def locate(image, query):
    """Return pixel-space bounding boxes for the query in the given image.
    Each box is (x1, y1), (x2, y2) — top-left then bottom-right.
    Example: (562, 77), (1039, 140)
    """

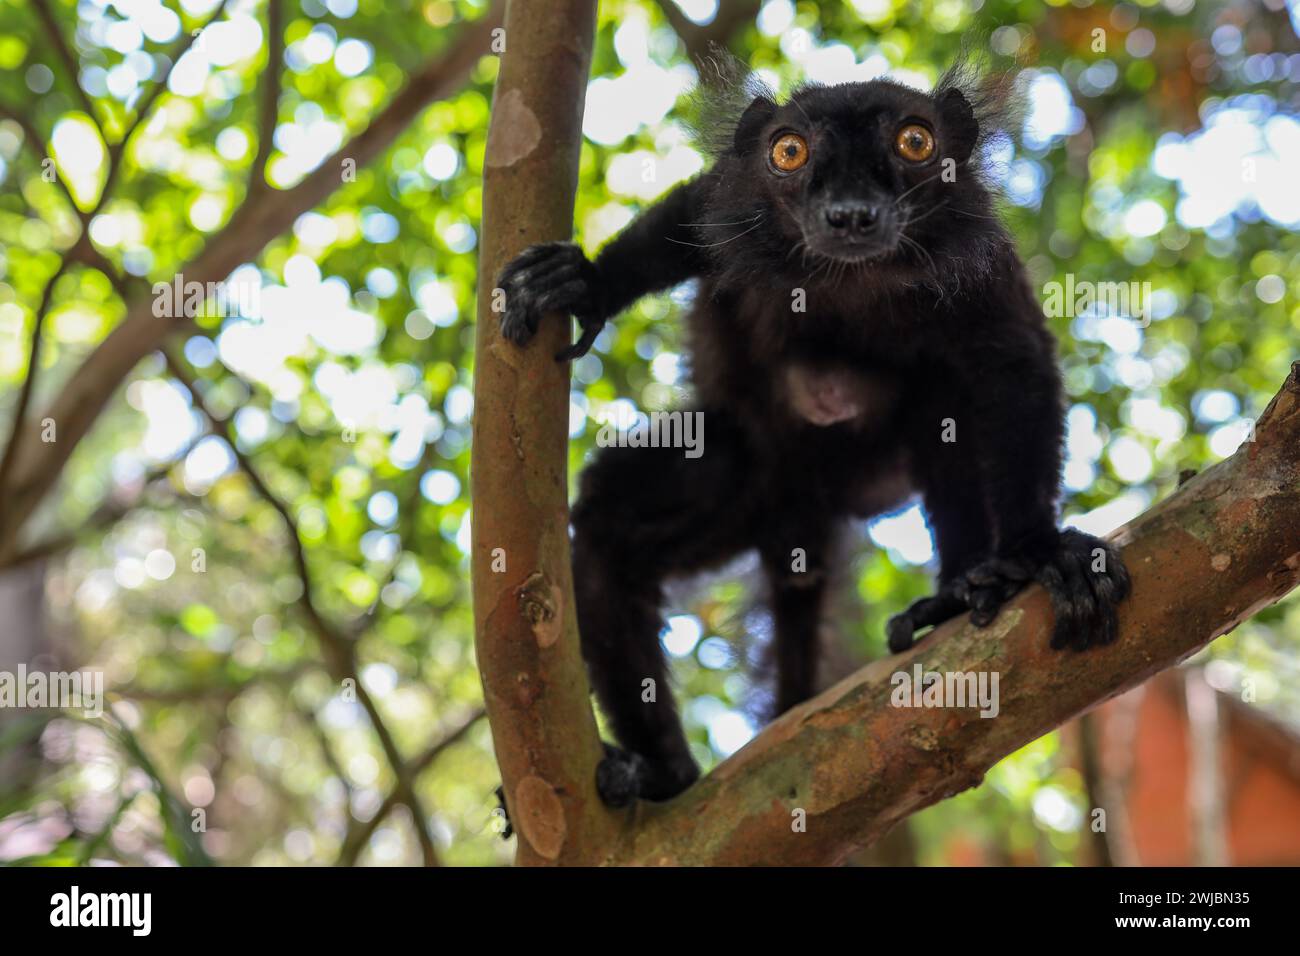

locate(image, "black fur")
(496, 60), (1129, 809)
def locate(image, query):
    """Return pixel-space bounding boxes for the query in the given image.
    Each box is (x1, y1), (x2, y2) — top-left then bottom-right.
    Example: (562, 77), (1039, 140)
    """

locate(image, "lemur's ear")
(734, 96), (777, 154)
(938, 87), (978, 164)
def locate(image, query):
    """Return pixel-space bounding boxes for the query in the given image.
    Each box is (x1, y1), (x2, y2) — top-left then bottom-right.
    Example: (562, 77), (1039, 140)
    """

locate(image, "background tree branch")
(603, 364), (1300, 865)
(247, 0), (284, 199)
(30, 0), (102, 129)
(92, 0), (235, 208)
(164, 348), (443, 866)
(651, 0), (761, 61)
(335, 707), (485, 867)
(0, 2), (503, 560)
(0, 260), (67, 520)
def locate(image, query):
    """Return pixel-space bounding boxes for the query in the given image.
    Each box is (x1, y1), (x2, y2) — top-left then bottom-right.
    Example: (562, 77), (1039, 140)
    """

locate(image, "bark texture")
(470, 0), (621, 865)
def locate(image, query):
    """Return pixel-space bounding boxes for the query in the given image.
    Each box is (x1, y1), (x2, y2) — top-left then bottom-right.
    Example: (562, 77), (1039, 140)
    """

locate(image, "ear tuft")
(685, 45), (780, 159)
(933, 43), (1024, 180)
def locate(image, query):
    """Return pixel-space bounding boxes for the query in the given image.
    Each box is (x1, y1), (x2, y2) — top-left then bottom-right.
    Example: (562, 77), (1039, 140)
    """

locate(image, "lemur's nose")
(825, 201), (882, 237)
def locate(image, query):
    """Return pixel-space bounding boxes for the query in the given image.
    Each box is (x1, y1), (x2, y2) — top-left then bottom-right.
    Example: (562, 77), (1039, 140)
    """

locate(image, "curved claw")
(555, 316), (605, 362)
(496, 242), (607, 358)
(886, 589), (966, 653)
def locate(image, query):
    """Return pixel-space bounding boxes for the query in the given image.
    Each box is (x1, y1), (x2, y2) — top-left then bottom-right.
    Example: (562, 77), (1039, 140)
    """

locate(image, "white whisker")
(678, 214), (763, 227)
(665, 218), (765, 248)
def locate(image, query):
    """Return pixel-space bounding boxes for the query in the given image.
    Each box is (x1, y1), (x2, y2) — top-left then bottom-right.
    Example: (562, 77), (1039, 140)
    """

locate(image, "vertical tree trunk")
(470, 0), (619, 865)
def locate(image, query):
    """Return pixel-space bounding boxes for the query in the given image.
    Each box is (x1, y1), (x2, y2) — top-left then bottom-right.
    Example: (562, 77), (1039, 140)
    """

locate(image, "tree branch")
(163, 348), (442, 866)
(30, 0), (101, 129)
(0, 258), (70, 527)
(334, 707), (485, 866)
(652, 0), (761, 60)
(0, 3), (504, 559)
(163, 349), (334, 638)
(92, 0), (235, 211)
(0, 101), (90, 224)
(0, 0), (230, 301)
(0, 428), (202, 572)
(246, 0), (284, 198)
(471, 0), (618, 866)
(603, 365), (1300, 865)
(0, 104), (143, 487)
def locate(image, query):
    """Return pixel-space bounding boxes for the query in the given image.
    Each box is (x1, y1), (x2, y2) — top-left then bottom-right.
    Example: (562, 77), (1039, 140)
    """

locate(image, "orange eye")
(770, 133), (809, 172)
(895, 123), (935, 162)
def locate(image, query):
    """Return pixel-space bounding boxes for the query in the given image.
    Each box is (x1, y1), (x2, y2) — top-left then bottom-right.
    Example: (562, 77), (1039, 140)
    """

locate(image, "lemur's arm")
(889, 279), (1130, 654)
(497, 177), (710, 360)
(964, 322), (1065, 565)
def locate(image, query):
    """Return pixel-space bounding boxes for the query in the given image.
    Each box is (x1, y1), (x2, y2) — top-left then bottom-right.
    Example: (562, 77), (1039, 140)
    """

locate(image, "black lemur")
(495, 61), (1130, 808)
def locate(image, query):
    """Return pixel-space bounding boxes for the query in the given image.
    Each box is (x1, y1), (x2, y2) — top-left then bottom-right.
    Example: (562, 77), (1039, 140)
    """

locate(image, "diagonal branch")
(162, 349), (334, 638)
(0, 0), (231, 257)
(652, 0), (761, 60)
(163, 348), (442, 865)
(30, 0), (101, 129)
(246, 0), (284, 198)
(409, 707), (487, 777)
(0, 0), (233, 517)
(93, 0), (235, 212)
(122, 0), (232, 145)
(349, 438), (438, 637)
(607, 365), (1300, 865)
(0, 102), (91, 224)
(335, 707), (485, 866)
(0, 258), (71, 528)
(0, 3), (504, 558)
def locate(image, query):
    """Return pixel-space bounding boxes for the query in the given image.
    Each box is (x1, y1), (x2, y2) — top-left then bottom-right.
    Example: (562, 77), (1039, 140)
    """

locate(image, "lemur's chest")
(688, 281), (918, 429)
(779, 359), (903, 427)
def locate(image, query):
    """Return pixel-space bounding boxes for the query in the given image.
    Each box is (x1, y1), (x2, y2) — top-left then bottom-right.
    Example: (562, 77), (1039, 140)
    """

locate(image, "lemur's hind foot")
(596, 742), (699, 808)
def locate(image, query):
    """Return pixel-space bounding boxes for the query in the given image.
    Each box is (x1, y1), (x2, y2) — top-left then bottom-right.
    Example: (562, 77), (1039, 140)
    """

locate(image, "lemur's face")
(734, 79), (982, 265)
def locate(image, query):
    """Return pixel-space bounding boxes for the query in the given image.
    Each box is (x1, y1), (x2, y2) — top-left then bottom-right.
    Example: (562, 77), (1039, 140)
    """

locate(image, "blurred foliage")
(0, 0), (1297, 866)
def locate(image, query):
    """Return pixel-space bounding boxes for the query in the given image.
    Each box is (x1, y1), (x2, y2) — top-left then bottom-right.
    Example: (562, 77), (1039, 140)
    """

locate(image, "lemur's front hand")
(497, 242), (608, 361)
(886, 529), (1130, 653)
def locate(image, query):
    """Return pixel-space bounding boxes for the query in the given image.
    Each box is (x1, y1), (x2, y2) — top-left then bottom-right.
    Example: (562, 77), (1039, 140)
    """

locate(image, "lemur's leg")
(758, 517), (835, 715)
(888, 327), (1129, 653)
(571, 412), (760, 807)
(887, 379), (994, 652)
